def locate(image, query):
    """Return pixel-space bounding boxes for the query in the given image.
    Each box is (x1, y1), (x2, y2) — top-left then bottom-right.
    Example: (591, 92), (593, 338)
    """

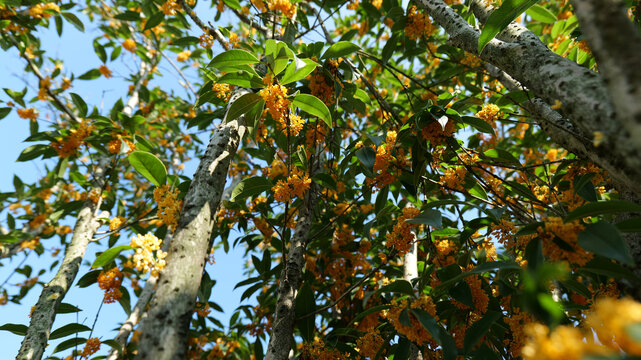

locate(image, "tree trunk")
(136, 90), (248, 360)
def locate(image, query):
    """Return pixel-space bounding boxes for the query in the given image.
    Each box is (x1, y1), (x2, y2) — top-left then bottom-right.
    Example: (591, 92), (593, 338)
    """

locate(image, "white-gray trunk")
(136, 90), (249, 360)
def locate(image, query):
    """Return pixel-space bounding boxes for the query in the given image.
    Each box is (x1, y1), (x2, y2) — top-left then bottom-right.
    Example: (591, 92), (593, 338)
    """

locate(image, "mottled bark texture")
(571, 0), (641, 144)
(265, 185), (319, 360)
(415, 0), (641, 198)
(16, 163), (109, 360)
(136, 92), (248, 360)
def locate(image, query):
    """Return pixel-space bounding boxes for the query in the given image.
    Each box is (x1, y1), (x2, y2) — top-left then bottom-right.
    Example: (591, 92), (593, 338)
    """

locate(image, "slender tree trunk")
(16, 60), (150, 360)
(16, 162), (109, 360)
(136, 90), (249, 360)
(265, 182), (318, 360)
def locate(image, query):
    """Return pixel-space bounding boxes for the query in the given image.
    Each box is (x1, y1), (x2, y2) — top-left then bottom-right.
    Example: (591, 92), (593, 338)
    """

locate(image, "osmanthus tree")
(3, 0), (641, 358)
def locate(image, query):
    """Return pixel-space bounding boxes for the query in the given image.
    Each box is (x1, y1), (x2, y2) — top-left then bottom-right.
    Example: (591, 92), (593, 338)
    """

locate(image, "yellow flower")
(17, 108), (38, 120)
(267, 0), (296, 18)
(176, 50), (191, 62)
(122, 39), (137, 52)
(153, 184), (182, 230)
(404, 6), (433, 40)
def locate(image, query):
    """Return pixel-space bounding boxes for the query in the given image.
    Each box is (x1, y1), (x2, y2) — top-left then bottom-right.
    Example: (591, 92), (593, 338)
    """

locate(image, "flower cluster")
(272, 167), (311, 203)
(79, 337), (101, 358)
(97, 267), (123, 303)
(99, 64), (112, 78)
(28, 2), (59, 19)
(385, 295), (438, 346)
(199, 33), (215, 49)
(130, 233), (167, 277)
(122, 39), (137, 52)
(385, 207), (420, 255)
(38, 76), (50, 101)
(259, 79), (290, 122)
(109, 216), (125, 232)
(176, 50), (191, 62)
(421, 117), (456, 146)
(439, 166), (467, 192)
(475, 103), (501, 128)
(212, 82), (232, 102)
(161, 0), (181, 15)
(267, 0), (296, 18)
(50, 120), (95, 158)
(301, 339), (350, 360)
(538, 217), (591, 266)
(404, 5), (433, 40)
(17, 107), (38, 120)
(356, 327), (385, 359)
(153, 184), (182, 230)
(307, 70), (335, 106)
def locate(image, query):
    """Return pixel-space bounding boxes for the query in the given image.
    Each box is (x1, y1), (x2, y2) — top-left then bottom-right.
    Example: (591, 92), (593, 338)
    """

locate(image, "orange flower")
(122, 39), (137, 52)
(99, 65), (112, 78)
(17, 108), (38, 120)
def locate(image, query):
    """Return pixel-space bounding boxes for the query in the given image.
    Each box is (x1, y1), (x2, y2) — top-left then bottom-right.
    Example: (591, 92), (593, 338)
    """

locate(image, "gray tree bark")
(415, 0), (641, 199)
(16, 163), (109, 360)
(136, 90), (248, 360)
(264, 183), (318, 360)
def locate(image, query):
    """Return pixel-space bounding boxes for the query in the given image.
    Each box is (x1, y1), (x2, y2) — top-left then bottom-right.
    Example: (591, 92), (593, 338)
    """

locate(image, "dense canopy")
(2, 0), (641, 359)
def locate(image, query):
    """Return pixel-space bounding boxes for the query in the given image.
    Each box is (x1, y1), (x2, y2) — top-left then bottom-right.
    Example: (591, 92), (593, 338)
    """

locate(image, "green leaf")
(218, 72), (265, 89)
(478, 0), (539, 53)
(580, 256), (639, 281)
(526, 4), (557, 23)
(70, 93), (87, 117)
(405, 209), (442, 228)
(483, 148), (521, 165)
(565, 200), (641, 222)
(230, 176), (272, 202)
(128, 151), (167, 187)
(295, 283), (316, 342)
(578, 221), (633, 265)
(616, 217), (641, 233)
(356, 146), (376, 174)
(292, 94), (332, 127)
(224, 93), (263, 123)
(50, 323), (91, 340)
(78, 68), (102, 80)
(92, 245), (132, 269)
(93, 40), (107, 63)
(412, 309), (443, 344)
(208, 49), (259, 69)
(0, 323), (28, 335)
(280, 58), (319, 85)
(58, 303), (81, 313)
(376, 280), (415, 297)
(17, 144), (51, 162)
(223, 0), (241, 10)
(0, 107), (11, 120)
(462, 116), (496, 136)
(77, 270), (100, 288)
(144, 12), (164, 30)
(171, 36), (200, 47)
(463, 311), (501, 352)
(62, 12), (84, 32)
(321, 41), (361, 59)
(53, 337), (87, 353)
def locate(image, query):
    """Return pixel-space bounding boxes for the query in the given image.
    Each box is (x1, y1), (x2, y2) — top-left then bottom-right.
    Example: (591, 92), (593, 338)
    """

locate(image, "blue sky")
(0, 8), (254, 358)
